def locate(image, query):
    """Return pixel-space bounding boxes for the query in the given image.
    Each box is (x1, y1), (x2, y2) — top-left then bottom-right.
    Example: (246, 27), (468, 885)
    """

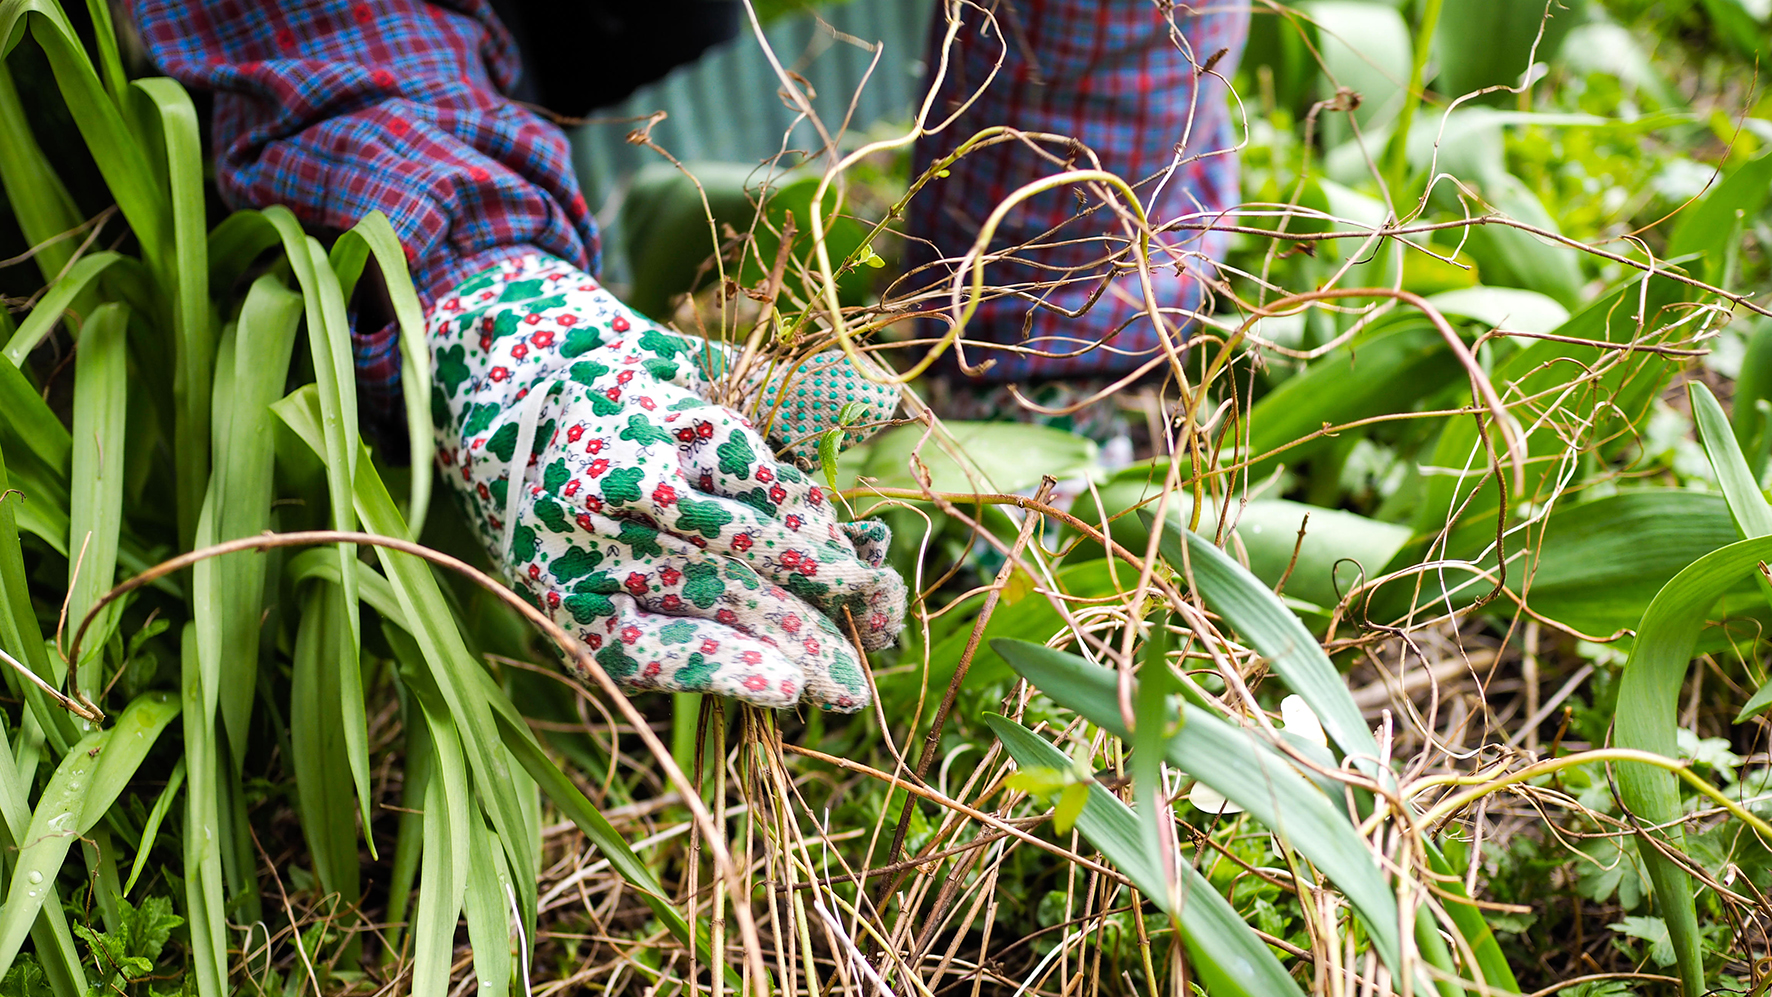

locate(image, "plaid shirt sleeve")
(905, 1), (1249, 383)
(130, 0), (600, 437)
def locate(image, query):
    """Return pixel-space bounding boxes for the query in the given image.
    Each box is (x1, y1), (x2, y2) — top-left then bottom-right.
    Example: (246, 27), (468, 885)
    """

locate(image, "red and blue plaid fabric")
(130, 0), (599, 430)
(132, 0), (1246, 432)
(905, 1), (1248, 382)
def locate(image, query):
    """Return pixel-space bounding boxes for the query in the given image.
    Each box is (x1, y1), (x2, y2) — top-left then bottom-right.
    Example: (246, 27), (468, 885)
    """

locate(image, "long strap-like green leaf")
(1615, 535), (1772, 994)
(992, 637), (1408, 974)
(986, 713), (1308, 997)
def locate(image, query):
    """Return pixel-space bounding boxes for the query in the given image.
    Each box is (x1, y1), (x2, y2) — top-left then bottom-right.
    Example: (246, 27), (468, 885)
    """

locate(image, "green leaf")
(1667, 154), (1772, 270)
(838, 421), (1100, 495)
(1051, 782), (1089, 836)
(0, 4), (167, 272)
(1149, 516), (1380, 770)
(289, 582), (363, 909)
(123, 758), (183, 897)
(985, 714), (1307, 997)
(66, 303), (129, 690)
(1613, 534), (1772, 994)
(1, 251), (126, 366)
(1610, 915), (1677, 968)
(328, 212), (433, 537)
(275, 385), (540, 952)
(1245, 315), (1468, 481)
(1689, 379), (1772, 718)
(0, 729), (105, 976)
(991, 637), (1407, 975)
(0, 59), (82, 283)
(195, 273), (304, 774)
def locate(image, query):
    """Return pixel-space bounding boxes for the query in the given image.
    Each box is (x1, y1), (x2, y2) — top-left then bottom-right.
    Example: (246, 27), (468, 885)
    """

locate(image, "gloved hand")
(428, 254), (904, 711)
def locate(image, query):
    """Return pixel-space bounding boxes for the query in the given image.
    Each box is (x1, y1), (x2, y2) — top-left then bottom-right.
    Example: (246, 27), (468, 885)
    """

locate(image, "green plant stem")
(1384, 0), (1443, 206)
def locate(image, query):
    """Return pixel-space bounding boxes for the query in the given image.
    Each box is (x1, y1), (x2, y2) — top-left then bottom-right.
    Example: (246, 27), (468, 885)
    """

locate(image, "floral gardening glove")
(428, 254), (904, 712)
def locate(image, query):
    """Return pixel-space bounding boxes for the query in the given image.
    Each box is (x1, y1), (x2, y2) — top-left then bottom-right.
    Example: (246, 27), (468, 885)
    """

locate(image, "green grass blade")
(179, 624), (228, 997)
(992, 637), (1407, 976)
(206, 209), (282, 294)
(1150, 516), (1382, 772)
(464, 819), (514, 997)
(985, 713), (1307, 997)
(274, 386), (539, 928)
(0, 436), (72, 755)
(0, 60), (81, 283)
(78, 0), (124, 101)
(2, 250), (125, 366)
(81, 691), (180, 835)
(1688, 381), (1772, 719)
(123, 757), (184, 896)
(1423, 840), (1519, 993)
(406, 674), (470, 997)
(383, 672), (433, 959)
(67, 302), (129, 690)
(0, 730), (106, 976)
(329, 212), (434, 537)
(1614, 534), (1772, 994)
(1244, 316), (1464, 482)
(0, 3), (167, 259)
(129, 78), (213, 552)
(197, 274), (302, 769)
(287, 549), (406, 622)
(1690, 382), (1772, 535)
(290, 581), (363, 909)
(0, 349), (71, 478)
(0, 643), (85, 997)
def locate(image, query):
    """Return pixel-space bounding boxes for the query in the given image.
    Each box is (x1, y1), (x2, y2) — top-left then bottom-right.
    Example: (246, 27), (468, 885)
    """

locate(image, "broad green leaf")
(1245, 316), (1468, 483)
(985, 714), (1308, 997)
(1425, 286), (1570, 335)
(0, 688), (178, 979)
(81, 692), (180, 836)
(1690, 382), (1772, 537)
(1667, 151), (1772, 272)
(1076, 463), (1409, 613)
(991, 637), (1406, 974)
(0, 622), (85, 997)
(1401, 274), (1684, 564)
(464, 819), (514, 997)
(1614, 535), (1772, 995)
(838, 421), (1100, 495)
(1150, 517), (1381, 769)
(410, 713), (467, 997)
(1431, 0), (1586, 100)
(197, 274), (304, 773)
